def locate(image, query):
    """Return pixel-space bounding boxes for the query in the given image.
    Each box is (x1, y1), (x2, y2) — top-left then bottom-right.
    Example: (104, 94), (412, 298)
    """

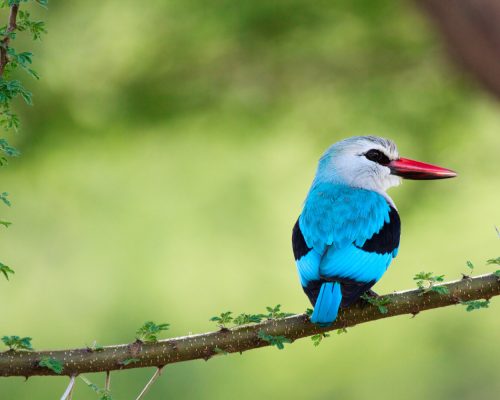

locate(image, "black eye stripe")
(364, 149), (391, 165)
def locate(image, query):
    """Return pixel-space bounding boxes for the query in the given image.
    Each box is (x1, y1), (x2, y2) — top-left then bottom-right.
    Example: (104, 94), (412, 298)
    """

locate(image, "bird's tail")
(310, 282), (342, 326)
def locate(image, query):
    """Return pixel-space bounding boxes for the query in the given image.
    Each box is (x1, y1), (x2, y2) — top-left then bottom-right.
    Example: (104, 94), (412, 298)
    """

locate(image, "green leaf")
(466, 260), (474, 271)
(135, 321), (169, 343)
(460, 300), (490, 312)
(311, 333), (330, 347)
(337, 328), (348, 335)
(233, 313), (264, 325)
(257, 330), (291, 350)
(0, 139), (20, 156)
(413, 271), (447, 294)
(486, 257), (500, 266)
(209, 311), (233, 328)
(430, 286), (449, 295)
(361, 293), (392, 314)
(0, 262), (14, 280)
(494, 270), (500, 278)
(38, 357), (63, 374)
(0, 192), (11, 206)
(0, 220), (12, 227)
(2, 335), (32, 351)
(265, 304), (294, 320)
(305, 308), (313, 317)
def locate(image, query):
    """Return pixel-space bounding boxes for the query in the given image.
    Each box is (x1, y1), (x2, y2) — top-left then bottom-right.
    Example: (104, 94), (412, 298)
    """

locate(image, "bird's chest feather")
(293, 183), (401, 288)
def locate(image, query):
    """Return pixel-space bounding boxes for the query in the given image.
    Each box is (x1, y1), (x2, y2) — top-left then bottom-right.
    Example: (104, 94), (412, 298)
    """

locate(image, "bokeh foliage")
(1, 0), (499, 399)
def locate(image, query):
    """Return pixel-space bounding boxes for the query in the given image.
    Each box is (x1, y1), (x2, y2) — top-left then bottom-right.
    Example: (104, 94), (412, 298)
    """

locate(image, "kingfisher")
(292, 136), (456, 325)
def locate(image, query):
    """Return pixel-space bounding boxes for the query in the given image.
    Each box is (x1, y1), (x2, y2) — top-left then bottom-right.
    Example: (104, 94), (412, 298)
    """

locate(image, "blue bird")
(292, 136), (456, 325)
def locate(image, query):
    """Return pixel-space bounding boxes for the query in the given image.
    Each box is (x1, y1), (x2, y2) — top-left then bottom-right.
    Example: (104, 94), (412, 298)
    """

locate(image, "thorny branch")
(0, 273), (498, 378)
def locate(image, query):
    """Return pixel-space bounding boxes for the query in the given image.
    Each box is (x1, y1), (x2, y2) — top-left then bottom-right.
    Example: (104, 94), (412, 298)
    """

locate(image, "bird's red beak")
(388, 158), (457, 180)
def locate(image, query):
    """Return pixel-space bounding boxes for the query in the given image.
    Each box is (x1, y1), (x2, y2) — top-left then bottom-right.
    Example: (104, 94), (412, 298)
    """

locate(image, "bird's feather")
(292, 183), (400, 324)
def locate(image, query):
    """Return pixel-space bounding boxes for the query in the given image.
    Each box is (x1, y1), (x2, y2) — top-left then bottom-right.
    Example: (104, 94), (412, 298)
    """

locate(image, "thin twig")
(135, 367), (165, 400)
(0, 273), (498, 377)
(60, 375), (76, 400)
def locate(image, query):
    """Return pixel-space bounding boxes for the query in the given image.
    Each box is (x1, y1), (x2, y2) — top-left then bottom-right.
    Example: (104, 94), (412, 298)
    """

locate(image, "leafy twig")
(258, 330), (291, 350)
(460, 300), (490, 312)
(209, 311), (233, 329)
(311, 332), (330, 346)
(1, 335), (32, 351)
(413, 271), (449, 295)
(135, 321), (169, 343)
(265, 304), (294, 319)
(233, 313), (264, 325)
(361, 293), (392, 314)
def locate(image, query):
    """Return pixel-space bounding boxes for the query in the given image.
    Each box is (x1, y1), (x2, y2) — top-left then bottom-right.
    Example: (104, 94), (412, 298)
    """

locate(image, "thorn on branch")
(60, 375), (76, 400)
(135, 366), (165, 400)
(105, 371), (110, 392)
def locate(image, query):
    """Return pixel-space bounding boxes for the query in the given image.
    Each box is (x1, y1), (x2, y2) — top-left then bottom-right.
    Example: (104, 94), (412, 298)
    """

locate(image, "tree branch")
(0, 3), (19, 77)
(0, 273), (498, 378)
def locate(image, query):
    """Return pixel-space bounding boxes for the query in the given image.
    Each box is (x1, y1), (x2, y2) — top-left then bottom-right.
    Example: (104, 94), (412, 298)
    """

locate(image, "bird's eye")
(364, 149), (390, 165)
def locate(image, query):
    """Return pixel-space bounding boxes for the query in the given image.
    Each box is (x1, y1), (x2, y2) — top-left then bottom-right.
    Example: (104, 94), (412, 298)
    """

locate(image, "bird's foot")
(364, 289), (379, 298)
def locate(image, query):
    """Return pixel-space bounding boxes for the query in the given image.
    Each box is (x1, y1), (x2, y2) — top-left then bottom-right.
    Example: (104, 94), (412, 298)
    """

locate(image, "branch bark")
(0, 273), (498, 378)
(417, 0), (500, 100)
(0, 3), (19, 77)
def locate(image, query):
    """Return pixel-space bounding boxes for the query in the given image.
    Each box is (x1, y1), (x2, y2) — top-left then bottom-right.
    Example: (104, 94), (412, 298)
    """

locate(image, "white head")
(315, 136), (402, 195)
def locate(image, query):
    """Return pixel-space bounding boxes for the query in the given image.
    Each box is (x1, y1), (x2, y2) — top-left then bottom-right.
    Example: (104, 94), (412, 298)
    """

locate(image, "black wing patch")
(303, 277), (376, 308)
(357, 206), (400, 255)
(292, 217), (311, 261)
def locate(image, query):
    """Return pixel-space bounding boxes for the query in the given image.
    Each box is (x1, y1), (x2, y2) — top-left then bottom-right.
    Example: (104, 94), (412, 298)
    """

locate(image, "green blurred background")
(1, 0), (499, 398)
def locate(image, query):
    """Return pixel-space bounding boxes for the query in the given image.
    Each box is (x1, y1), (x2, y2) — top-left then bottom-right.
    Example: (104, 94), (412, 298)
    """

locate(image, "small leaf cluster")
(311, 332), (330, 347)
(460, 300), (490, 312)
(413, 272), (449, 295)
(257, 330), (291, 350)
(487, 257), (500, 266)
(233, 313), (264, 326)
(38, 356), (63, 374)
(265, 304), (294, 319)
(209, 311), (234, 328)
(17, 9), (47, 41)
(135, 321), (169, 343)
(1, 335), (32, 350)
(361, 293), (392, 314)
(210, 305), (294, 329)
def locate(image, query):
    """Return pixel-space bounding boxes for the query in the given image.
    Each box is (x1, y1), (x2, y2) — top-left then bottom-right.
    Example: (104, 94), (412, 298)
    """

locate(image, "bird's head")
(315, 136), (457, 194)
